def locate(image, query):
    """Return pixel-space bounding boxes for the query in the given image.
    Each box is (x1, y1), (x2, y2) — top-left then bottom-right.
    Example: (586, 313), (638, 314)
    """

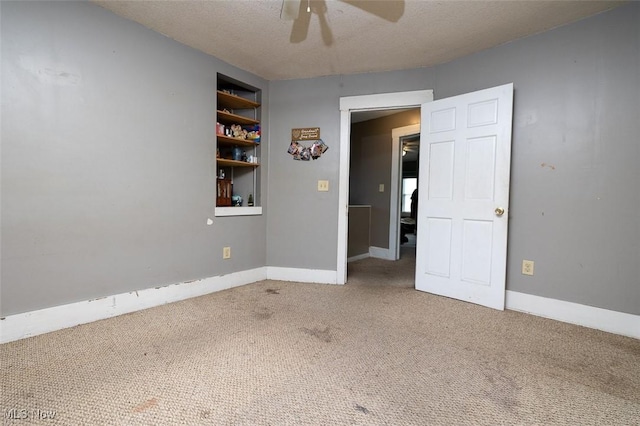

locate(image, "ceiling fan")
(403, 138), (420, 158)
(281, 0), (405, 46)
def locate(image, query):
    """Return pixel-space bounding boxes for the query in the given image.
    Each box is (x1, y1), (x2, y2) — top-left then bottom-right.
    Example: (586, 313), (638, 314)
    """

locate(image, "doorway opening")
(337, 89), (433, 285)
(399, 134), (419, 259)
(347, 110), (419, 263)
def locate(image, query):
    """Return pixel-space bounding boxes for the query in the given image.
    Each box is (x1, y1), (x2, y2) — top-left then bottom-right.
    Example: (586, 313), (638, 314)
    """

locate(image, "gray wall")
(267, 3), (639, 314)
(1, 1), (269, 316)
(266, 76), (342, 270)
(350, 110), (420, 249)
(347, 206), (370, 258)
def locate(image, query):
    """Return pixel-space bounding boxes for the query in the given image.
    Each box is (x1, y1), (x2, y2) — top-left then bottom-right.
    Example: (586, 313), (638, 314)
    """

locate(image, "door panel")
(430, 107), (456, 132)
(468, 98), (499, 127)
(461, 219), (493, 285)
(428, 141), (455, 199)
(425, 218), (452, 278)
(464, 136), (496, 200)
(415, 84), (513, 310)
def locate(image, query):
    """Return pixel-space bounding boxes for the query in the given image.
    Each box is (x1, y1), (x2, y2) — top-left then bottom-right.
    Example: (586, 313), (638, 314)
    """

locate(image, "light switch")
(379, 184), (385, 192)
(318, 180), (329, 192)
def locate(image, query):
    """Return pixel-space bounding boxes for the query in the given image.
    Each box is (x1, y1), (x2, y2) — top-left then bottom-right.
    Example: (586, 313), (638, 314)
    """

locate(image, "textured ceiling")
(93, 0), (625, 81)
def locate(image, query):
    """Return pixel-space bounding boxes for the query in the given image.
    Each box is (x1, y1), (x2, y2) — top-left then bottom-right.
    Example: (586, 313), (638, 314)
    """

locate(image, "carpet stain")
(481, 363), (520, 411)
(252, 307), (273, 320)
(301, 326), (332, 343)
(536, 350), (640, 403)
(133, 398), (158, 413)
(355, 404), (370, 414)
(265, 288), (280, 295)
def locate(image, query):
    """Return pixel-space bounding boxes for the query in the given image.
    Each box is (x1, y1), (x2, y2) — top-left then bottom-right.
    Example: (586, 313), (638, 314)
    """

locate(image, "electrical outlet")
(522, 260), (534, 276)
(223, 247), (231, 259)
(318, 180), (329, 192)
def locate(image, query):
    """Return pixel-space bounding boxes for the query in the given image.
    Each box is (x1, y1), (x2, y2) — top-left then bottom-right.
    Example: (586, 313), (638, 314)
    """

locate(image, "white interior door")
(415, 84), (513, 310)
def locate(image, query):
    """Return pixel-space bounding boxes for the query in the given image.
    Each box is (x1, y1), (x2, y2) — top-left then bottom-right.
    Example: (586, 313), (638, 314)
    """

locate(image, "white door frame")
(390, 124), (421, 260)
(337, 90), (434, 284)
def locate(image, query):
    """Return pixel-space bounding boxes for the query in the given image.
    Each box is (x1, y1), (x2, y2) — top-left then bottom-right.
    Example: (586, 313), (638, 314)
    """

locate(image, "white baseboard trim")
(266, 267), (339, 285)
(5, 274), (635, 344)
(369, 246), (395, 260)
(506, 290), (639, 339)
(0, 267), (267, 344)
(347, 253), (370, 263)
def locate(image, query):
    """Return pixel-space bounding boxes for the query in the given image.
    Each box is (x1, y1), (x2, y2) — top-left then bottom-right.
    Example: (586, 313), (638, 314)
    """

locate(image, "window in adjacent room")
(402, 177), (417, 214)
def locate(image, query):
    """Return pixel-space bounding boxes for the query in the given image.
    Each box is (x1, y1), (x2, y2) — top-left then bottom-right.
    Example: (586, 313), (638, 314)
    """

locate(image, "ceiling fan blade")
(289, 3), (311, 43)
(317, 1), (333, 46)
(340, 0), (405, 22)
(281, 0), (301, 20)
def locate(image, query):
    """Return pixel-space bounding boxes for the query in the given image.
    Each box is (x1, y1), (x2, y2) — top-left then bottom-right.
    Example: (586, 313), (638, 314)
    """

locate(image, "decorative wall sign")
(288, 127), (327, 161)
(292, 127), (320, 141)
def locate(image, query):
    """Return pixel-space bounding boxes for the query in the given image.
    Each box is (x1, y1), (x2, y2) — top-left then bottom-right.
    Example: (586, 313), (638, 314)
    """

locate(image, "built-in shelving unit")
(215, 74), (262, 216)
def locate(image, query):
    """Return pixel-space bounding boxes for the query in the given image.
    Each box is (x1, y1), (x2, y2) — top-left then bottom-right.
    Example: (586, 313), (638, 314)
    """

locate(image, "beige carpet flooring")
(2, 251), (639, 425)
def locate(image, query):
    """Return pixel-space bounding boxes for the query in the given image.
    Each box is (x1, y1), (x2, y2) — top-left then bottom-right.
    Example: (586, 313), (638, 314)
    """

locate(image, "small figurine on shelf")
(219, 169), (225, 179)
(247, 193), (254, 207)
(232, 146), (243, 161)
(230, 124), (248, 139)
(245, 125), (260, 143)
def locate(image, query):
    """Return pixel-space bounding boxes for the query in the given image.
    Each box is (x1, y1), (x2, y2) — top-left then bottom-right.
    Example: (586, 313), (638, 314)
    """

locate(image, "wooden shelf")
(217, 90), (260, 110)
(217, 110), (259, 126)
(216, 134), (260, 147)
(216, 75), (261, 211)
(217, 158), (260, 168)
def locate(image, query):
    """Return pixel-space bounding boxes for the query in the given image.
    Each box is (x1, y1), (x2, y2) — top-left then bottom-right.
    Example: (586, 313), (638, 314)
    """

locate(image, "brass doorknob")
(495, 207), (505, 217)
